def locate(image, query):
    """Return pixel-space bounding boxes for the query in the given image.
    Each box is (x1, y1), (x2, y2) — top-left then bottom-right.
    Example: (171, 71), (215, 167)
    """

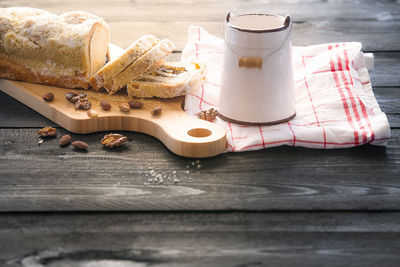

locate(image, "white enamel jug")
(219, 12), (295, 125)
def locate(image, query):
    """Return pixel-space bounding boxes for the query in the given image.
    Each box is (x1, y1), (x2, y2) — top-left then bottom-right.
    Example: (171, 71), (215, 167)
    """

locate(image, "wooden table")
(0, 0), (399, 266)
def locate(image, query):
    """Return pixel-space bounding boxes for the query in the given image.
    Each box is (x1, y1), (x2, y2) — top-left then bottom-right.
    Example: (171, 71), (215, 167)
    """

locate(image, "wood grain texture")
(0, 0), (399, 265)
(0, 127), (398, 211)
(4, 0), (399, 22)
(105, 20), (400, 51)
(0, 0), (397, 212)
(0, 79), (226, 158)
(370, 53), (400, 87)
(1, 212), (400, 267)
(1, 0), (399, 51)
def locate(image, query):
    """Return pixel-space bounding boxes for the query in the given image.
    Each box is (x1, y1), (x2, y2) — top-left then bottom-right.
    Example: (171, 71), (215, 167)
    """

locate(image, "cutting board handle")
(123, 109), (227, 158)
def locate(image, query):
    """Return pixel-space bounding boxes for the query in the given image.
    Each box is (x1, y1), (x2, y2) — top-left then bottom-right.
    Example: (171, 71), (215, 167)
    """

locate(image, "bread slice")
(105, 39), (176, 94)
(0, 7), (109, 89)
(127, 61), (206, 98)
(89, 35), (158, 92)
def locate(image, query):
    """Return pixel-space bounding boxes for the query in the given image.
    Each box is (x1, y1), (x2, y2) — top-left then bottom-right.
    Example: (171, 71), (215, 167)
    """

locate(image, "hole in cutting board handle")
(187, 128), (212, 138)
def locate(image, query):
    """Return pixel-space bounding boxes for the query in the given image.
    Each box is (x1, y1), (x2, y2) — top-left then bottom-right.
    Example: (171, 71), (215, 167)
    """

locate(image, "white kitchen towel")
(181, 26), (391, 152)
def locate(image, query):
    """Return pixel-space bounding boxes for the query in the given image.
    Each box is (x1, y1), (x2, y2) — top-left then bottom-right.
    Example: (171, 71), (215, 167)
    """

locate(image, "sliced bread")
(127, 61), (206, 98)
(89, 35), (158, 92)
(106, 39), (176, 94)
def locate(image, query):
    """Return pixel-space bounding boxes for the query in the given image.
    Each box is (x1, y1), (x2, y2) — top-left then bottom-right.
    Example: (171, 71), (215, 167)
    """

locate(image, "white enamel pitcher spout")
(219, 12), (296, 125)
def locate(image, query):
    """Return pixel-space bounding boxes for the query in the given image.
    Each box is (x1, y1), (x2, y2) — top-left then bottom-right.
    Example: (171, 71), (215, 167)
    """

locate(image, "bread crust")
(105, 39), (175, 94)
(0, 7), (109, 89)
(89, 35), (157, 92)
(0, 56), (88, 89)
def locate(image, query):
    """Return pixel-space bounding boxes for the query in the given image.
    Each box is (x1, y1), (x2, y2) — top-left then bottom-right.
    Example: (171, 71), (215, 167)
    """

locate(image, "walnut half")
(101, 133), (128, 148)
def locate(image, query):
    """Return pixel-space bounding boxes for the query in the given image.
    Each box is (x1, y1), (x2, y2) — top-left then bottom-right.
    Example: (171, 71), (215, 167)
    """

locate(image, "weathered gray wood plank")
(370, 53), (400, 86)
(0, 127), (398, 211)
(1, 212), (400, 266)
(1, 1), (399, 51)
(105, 20), (400, 51)
(0, 0), (399, 265)
(3, 0), (399, 23)
(372, 87), (400, 114)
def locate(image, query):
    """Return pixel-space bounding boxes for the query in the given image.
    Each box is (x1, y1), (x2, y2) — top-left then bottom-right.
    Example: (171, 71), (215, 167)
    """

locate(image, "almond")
(72, 141), (88, 151)
(87, 109), (98, 118)
(100, 100), (111, 111)
(151, 106), (162, 116)
(59, 134), (71, 146)
(119, 102), (130, 113)
(128, 100), (144, 109)
(43, 92), (54, 102)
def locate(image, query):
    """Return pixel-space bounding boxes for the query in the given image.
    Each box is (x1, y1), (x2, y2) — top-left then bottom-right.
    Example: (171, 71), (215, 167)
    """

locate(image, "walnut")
(101, 133), (128, 148)
(67, 92), (91, 110)
(65, 92), (78, 102)
(197, 108), (218, 122)
(38, 126), (56, 137)
(75, 100), (91, 110)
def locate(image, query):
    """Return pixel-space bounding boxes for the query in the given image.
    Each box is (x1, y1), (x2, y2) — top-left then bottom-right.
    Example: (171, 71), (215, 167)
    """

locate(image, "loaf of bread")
(104, 39), (175, 94)
(127, 61), (206, 98)
(0, 7), (110, 89)
(89, 35), (158, 93)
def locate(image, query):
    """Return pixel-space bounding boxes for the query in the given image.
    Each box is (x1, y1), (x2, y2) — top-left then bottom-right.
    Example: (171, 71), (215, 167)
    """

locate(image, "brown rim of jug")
(218, 112), (296, 126)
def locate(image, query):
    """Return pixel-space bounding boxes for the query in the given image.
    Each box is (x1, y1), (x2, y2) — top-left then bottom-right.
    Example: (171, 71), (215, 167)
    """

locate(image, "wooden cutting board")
(0, 79), (226, 158)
